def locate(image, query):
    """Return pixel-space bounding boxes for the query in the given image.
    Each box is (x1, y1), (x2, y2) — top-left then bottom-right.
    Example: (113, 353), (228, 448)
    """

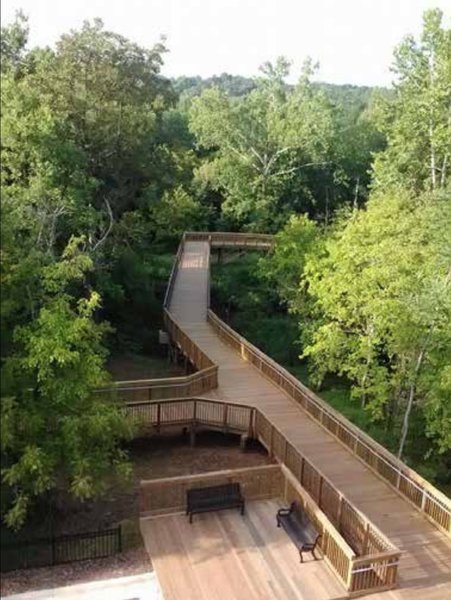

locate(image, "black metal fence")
(1, 526), (122, 572)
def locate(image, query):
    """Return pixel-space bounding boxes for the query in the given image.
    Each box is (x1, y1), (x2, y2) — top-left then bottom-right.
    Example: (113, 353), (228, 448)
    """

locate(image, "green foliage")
(0, 10), (29, 75)
(150, 186), (209, 244)
(188, 60), (384, 230)
(372, 9), (451, 193)
(259, 12), (451, 462)
(211, 254), (299, 366)
(265, 187), (451, 461)
(190, 60), (344, 230)
(2, 5), (449, 525)
(0, 17), (195, 528)
(259, 214), (321, 306)
(1, 239), (132, 529)
(173, 73), (257, 99)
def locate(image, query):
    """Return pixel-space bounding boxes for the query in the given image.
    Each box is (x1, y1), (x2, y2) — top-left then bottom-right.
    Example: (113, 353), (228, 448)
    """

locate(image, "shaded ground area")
(1, 431), (271, 596)
(107, 352), (185, 380)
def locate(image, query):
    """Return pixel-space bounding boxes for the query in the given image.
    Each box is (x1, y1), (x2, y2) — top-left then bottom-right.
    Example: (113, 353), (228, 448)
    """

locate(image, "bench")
(277, 501), (321, 562)
(186, 483), (245, 523)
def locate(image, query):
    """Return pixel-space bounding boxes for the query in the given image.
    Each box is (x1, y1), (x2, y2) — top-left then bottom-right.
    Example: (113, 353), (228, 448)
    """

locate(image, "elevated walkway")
(165, 237), (451, 598)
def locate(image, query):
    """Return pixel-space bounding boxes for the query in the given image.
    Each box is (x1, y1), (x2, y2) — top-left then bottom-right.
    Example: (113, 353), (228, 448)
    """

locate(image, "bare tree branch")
(91, 198), (114, 252)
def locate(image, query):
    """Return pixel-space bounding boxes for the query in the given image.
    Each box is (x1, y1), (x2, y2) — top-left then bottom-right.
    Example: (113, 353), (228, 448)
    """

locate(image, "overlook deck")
(142, 499), (347, 600)
(141, 236), (451, 599)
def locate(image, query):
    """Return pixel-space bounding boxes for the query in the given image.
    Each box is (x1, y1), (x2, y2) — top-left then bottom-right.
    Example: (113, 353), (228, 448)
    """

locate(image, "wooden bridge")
(113, 233), (451, 599)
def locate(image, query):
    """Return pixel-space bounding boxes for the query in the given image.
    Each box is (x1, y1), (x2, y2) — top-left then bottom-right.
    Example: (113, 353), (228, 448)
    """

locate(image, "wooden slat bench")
(186, 483), (245, 523)
(277, 501), (321, 562)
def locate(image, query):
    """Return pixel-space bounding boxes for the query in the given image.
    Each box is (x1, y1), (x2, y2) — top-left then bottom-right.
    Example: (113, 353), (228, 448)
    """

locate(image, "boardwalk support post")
(240, 434), (249, 451)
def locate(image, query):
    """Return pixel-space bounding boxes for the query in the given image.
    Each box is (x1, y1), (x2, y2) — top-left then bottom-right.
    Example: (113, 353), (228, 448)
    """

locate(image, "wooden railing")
(184, 231), (274, 248)
(125, 397), (254, 437)
(97, 369), (218, 402)
(283, 465), (399, 595)
(282, 465), (356, 587)
(349, 552), (400, 596)
(163, 239), (184, 309)
(207, 308), (451, 536)
(164, 309), (217, 372)
(255, 410), (400, 594)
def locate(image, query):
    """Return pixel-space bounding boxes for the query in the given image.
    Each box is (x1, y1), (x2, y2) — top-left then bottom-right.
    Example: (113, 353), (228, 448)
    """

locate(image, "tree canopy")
(1, 7), (449, 527)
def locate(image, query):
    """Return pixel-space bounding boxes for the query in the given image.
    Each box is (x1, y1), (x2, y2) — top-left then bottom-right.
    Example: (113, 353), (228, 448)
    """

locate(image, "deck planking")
(141, 500), (347, 600)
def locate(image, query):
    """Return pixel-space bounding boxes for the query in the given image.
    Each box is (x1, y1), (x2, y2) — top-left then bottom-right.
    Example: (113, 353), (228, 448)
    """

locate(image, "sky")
(1, 0), (450, 86)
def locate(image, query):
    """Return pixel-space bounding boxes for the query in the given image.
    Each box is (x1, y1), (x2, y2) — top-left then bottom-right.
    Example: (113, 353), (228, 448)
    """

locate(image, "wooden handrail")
(125, 397), (255, 438)
(99, 367), (217, 390)
(184, 231), (274, 248)
(126, 396), (255, 412)
(163, 238), (184, 309)
(140, 464), (281, 487)
(97, 366), (218, 402)
(282, 465), (356, 560)
(351, 551), (401, 566)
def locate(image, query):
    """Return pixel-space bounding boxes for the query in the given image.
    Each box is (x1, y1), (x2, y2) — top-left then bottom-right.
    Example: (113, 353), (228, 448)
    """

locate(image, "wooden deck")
(141, 239), (451, 599)
(141, 499), (348, 600)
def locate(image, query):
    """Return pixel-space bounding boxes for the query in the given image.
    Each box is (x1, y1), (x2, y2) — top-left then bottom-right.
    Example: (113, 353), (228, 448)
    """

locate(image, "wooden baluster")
(269, 427), (274, 458)
(362, 523), (370, 554)
(337, 495), (343, 530)
(223, 403), (228, 432)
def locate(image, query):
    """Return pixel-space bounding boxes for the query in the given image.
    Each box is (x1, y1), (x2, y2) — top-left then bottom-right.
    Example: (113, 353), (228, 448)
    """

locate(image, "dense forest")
(1, 8), (450, 529)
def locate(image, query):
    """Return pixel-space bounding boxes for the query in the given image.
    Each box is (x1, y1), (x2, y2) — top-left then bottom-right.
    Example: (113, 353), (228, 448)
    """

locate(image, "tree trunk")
(397, 268), (450, 458)
(397, 348), (425, 459)
(430, 120), (437, 190)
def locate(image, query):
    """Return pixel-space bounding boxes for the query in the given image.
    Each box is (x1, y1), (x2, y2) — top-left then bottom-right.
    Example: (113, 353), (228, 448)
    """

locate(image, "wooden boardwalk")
(141, 500), (347, 600)
(154, 240), (451, 599)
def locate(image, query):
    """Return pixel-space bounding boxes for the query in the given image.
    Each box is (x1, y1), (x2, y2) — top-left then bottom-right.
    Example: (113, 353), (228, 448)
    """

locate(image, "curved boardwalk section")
(164, 238), (451, 598)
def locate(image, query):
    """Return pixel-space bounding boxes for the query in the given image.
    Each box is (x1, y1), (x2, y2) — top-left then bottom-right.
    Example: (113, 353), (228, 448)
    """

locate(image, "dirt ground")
(107, 352), (185, 381)
(1, 430), (272, 596)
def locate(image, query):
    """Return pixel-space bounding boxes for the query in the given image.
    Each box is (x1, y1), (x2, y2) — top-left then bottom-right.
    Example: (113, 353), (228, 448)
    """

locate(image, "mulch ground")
(1, 430), (273, 597)
(0, 547), (150, 597)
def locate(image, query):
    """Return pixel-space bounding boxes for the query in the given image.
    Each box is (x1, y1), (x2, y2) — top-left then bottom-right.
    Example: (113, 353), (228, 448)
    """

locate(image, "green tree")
(299, 191), (451, 458)
(150, 186), (209, 245)
(189, 58), (337, 230)
(372, 9), (451, 193)
(1, 238), (132, 529)
(0, 10), (29, 75)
